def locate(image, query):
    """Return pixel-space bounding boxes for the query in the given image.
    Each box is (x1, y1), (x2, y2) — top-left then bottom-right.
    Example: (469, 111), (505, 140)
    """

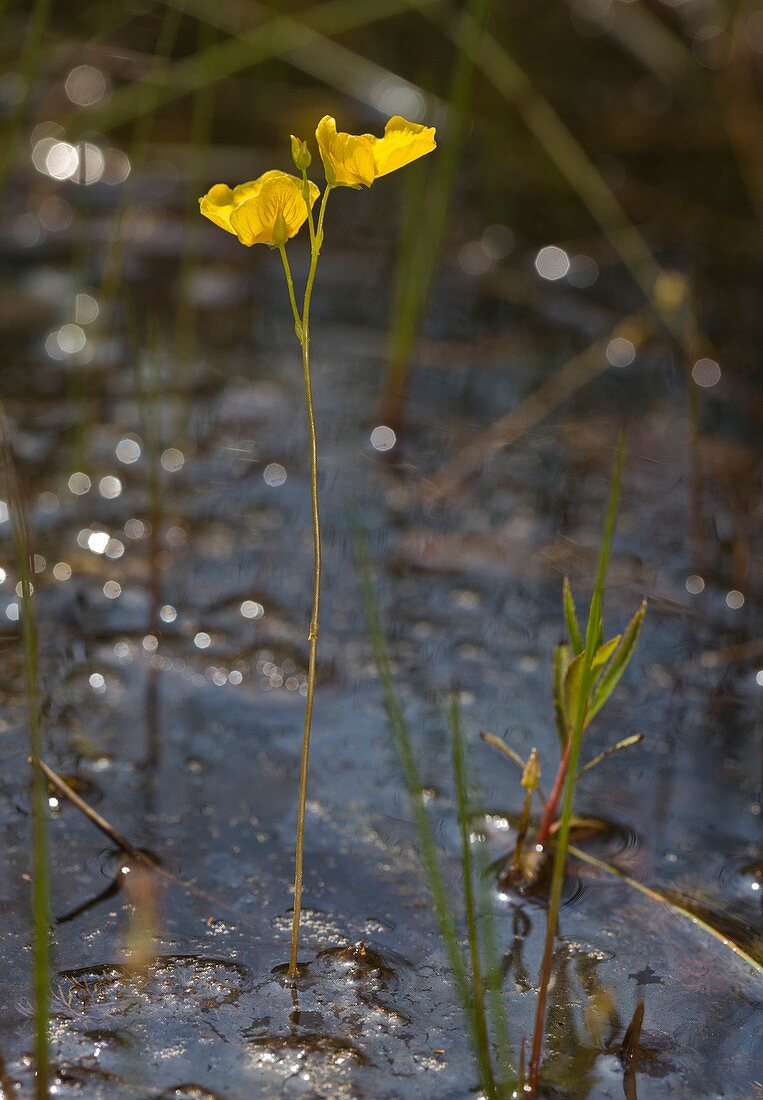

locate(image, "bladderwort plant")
(483, 437), (646, 893)
(199, 114), (436, 977)
(527, 435), (646, 1095)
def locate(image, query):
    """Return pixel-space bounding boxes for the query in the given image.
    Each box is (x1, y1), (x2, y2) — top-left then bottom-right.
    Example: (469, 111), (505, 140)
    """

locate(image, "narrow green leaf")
(563, 651), (587, 734)
(578, 733), (643, 777)
(552, 644), (570, 746)
(588, 600), (647, 723)
(480, 731), (526, 772)
(449, 699), (496, 1097)
(592, 634), (621, 671)
(562, 577), (583, 655)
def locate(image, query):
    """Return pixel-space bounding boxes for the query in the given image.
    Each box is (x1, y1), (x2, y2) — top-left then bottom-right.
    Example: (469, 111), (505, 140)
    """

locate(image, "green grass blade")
(476, 844), (515, 1091)
(63, 0), (443, 138)
(552, 643), (570, 747)
(562, 578), (583, 655)
(421, 3), (703, 348)
(352, 526), (471, 1013)
(568, 844), (763, 975)
(588, 601), (647, 723)
(583, 437), (626, 658)
(382, 0), (493, 424)
(577, 734), (643, 779)
(480, 731), (526, 772)
(448, 698), (496, 1097)
(592, 634), (622, 671)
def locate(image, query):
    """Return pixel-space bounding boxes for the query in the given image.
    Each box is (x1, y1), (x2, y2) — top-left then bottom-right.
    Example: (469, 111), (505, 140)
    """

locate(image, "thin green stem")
(528, 433), (626, 1094)
(278, 246), (302, 337)
(449, 697), (496, 1097)
(302, 170), (318, 252)
(285, 186), (332, 977)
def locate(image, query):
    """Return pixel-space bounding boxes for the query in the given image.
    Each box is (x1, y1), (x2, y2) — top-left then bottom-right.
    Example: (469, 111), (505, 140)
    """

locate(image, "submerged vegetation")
(0, 0), (761, 1095)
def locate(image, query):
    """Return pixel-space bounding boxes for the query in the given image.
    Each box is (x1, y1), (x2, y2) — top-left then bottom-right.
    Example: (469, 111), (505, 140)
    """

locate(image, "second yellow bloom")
(316, 115), (436, 189)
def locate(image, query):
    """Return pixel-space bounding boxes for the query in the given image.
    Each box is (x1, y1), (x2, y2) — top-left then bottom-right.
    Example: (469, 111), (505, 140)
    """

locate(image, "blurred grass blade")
(570, 0), (694, 85)
(174, 17), (219, 436)
(99, 1), (185, 302)
(381, 0), (493, 427)
(568, 844), (763, 974)
(176, 0), (439, 118)
(588, 600), (647, 723)
(577, 734), (643, 778)
(424, 3), (702, 347)
(352, 525), (471, 1012)
(0, 0), (55, 194)
(480, 731), (526, 772)
(422, 311), (652, 503)
(0, 408), (51, 1099)
(477, 841), (515, 1089)
(65, 0), (443, 138)
(448, 697), (496, 1096)
(562, 578), (584, 655)
(552, 644), (570, 747)
(584, 437), (626, 655)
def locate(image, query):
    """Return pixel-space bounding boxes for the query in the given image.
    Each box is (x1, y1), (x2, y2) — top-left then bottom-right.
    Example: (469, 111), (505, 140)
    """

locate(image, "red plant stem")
(535, 740), (572, 850)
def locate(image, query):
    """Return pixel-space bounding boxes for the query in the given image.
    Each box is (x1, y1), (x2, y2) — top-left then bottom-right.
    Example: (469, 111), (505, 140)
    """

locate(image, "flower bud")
(271, 211), (288, 248)
(521, 748), (540, 790)
(291, 135), (312, 171)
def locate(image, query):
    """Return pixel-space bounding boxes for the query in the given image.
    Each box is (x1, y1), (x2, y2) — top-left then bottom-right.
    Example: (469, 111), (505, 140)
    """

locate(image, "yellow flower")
(199, 170), (319, 247)
(316, 114), (436, 188)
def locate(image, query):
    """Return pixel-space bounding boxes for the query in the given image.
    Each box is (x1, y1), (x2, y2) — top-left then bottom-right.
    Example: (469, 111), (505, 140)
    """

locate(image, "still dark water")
(0, 164), (761, 1097)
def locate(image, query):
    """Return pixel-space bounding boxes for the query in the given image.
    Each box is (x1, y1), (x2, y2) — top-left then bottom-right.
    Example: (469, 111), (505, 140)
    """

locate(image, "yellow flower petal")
(315, 116), (375, 188)
(231, 170), (286, 205)
(198, 183), (237, 234)
(200, 171), (318, 247)
(364, 115), (437, 178)
(230, 173), (319, 247)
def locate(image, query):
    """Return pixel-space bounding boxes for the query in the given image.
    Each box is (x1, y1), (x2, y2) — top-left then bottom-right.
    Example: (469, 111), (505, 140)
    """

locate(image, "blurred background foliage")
(3, 0), (762, 414)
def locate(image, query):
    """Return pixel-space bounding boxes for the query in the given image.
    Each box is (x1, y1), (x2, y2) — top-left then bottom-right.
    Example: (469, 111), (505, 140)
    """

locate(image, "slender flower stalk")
(199, 114), (436, 976)
(277, 183), (333, 977)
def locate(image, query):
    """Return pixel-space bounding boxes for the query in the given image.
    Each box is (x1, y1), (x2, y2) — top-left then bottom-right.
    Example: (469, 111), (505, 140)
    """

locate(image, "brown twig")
(30, 756), (260, 932)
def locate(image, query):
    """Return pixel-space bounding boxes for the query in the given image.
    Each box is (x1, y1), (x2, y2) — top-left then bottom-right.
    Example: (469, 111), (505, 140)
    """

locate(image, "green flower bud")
(291, 135), (312, 172)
